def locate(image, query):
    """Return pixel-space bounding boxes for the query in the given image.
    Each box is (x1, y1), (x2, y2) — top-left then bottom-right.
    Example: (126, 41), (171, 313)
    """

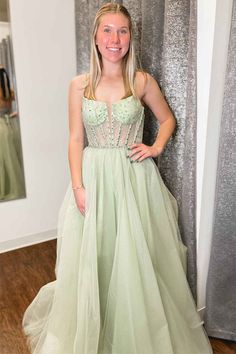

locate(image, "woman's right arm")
(68, 75), (86, 215)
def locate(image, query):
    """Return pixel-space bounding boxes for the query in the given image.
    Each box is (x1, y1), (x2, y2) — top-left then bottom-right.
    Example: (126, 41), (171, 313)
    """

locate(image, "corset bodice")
(82, 95), (144, 148)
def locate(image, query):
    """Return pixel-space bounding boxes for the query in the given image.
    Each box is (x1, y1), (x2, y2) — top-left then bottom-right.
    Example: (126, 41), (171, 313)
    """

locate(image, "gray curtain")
(75, 0), (197, 300)
(205, 1), (236, 341)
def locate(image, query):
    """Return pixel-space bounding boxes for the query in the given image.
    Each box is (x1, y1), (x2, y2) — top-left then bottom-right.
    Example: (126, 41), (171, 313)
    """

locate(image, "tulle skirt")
(0, 115), (25, 201)
(22, 146), (213, 354)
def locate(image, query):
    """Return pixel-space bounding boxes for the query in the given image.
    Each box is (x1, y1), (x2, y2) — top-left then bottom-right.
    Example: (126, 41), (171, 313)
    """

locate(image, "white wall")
(196, 1), (216, 238)
(0, 0), (77, 252)
(197, 0), (233, 311)
(0, 21), (10, 41)
(196, 0), (216, 312)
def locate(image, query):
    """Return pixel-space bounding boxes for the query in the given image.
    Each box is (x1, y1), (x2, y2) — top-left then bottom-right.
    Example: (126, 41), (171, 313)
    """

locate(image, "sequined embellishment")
(82, 95), (145, 148)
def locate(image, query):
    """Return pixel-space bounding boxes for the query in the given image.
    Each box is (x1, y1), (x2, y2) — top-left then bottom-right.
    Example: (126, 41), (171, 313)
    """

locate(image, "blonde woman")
(23, 3), (213, 353)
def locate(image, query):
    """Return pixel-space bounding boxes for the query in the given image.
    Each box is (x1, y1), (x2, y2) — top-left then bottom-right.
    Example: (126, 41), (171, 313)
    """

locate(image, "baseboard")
(0, 229), (57, 253)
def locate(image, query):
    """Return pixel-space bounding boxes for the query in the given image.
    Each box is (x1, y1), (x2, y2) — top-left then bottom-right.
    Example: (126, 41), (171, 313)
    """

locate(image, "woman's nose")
(110, 31), (119, 43)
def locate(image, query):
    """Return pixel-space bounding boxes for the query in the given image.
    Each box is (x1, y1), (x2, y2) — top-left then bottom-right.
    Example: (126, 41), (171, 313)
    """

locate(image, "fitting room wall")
(197, 0), (233, 311)
(0, 0), (76, 251)
(0, 21), (10, 40)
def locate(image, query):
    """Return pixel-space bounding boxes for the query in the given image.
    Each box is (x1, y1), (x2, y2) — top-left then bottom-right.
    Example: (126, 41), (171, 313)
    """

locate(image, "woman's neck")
(101, 60), (123, 79)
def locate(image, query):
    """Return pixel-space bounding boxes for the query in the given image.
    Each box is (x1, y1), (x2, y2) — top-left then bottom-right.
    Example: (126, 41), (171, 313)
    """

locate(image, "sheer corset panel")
(82, 95), (145, 148)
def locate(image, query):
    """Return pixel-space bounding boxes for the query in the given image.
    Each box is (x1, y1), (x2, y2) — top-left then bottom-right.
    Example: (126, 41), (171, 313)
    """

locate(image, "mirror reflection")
(0, 0), (26, 201)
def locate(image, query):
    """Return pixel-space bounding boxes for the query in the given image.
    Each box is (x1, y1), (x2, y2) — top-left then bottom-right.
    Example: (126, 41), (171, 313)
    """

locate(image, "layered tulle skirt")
(0, 114), (25, 201)
(22, 146), (213, 354)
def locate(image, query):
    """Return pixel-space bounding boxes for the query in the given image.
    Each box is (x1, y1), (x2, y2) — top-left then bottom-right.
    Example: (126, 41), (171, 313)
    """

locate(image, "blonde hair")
(85, 2), (141, 99)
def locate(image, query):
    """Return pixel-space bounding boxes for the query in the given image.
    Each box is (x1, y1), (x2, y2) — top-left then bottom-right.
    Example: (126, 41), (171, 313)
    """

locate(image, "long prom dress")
(22, 95), (213, 354)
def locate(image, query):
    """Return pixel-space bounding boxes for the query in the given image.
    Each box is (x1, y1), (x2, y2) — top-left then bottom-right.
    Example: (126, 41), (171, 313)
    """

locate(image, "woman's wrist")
(152, 143), (164, 156)
(72, 183), (83, 191)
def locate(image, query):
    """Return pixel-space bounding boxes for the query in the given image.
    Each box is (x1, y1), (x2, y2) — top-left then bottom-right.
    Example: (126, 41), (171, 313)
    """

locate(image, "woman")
(23, 3), (213, 353)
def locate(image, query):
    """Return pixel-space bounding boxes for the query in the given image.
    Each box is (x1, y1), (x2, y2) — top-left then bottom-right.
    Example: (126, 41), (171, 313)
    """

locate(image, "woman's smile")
(106, 47), (122, 54)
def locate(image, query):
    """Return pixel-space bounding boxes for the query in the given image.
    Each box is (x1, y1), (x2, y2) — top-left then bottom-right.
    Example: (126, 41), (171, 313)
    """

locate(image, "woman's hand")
(10, 111), (18, 118)
(73, 187), (86, 216)
(127, 143), (163, 162)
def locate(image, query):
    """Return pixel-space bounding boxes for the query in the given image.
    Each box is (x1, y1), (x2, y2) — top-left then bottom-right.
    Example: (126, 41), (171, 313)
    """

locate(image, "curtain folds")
(205, 1), (236, 340)
(74, 0), (197, 300)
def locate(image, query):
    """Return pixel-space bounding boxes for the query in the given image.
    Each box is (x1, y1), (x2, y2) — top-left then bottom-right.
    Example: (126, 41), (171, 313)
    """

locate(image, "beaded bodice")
(82, 95), (144, 148)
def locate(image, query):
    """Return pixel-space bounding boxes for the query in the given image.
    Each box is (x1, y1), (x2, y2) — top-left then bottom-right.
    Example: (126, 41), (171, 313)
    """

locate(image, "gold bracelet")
(72, 183), (83, 190)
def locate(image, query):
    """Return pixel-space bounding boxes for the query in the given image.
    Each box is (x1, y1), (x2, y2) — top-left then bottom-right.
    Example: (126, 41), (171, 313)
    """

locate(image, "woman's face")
(95, 13), (131, 64)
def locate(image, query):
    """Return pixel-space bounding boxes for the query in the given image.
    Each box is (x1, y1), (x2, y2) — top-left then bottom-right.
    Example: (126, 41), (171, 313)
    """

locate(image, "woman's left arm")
(128, 73), (176, 162)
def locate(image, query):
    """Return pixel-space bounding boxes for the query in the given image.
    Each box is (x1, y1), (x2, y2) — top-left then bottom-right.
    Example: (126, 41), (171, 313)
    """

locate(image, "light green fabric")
(22, 97), (213, 353)
(0, 108), (25, 201)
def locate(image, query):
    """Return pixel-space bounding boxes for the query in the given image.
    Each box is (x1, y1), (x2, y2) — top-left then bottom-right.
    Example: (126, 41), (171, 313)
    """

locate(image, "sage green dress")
(22, 96), (213, 354)
(0, 107), (25, 201)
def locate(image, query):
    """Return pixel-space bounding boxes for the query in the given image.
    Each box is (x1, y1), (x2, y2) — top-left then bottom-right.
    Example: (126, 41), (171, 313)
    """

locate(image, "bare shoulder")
(135, 70), (154, 99)
(69, 73), (89, 95)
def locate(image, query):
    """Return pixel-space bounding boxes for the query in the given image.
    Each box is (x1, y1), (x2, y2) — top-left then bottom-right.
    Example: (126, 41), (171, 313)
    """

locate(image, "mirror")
(0, 0), (26, 201)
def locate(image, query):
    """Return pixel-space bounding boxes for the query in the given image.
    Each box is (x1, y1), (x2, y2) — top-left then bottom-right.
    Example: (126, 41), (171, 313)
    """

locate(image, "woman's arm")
(143, 73), (176, 151)
(129, 72), (176, 162)
(68, 75), (86, 214)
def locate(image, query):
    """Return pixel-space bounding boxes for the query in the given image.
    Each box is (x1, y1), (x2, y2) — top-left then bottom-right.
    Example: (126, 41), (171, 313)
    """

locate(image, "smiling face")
(95, 13), (131, 65)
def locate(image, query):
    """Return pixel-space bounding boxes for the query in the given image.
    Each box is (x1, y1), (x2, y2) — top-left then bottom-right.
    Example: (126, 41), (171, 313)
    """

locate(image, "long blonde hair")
(85, 3), (140, 99)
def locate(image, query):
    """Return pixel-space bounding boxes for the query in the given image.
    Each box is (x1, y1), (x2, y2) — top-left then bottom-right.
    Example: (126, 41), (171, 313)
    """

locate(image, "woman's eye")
(120, 29), (128, 34)
(104, 28), (110, 33)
